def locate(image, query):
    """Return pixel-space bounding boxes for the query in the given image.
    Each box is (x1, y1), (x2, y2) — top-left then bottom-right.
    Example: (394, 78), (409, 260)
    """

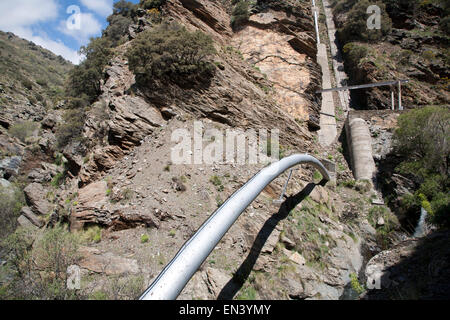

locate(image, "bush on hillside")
(338, 0), (392, 44)
(342, 43), (369, 82)
(231, 1), (250, 30)
(392, 106), (450, 228)
(126, 22), (216, 86)
(113, 0), (138, 16)
(140, 0), (166, 10)
(1, 224), (82, 300)
(55, 109), (87, 149)
(104, 14), (134, 46)
(8, 121), (39, 143)
(65, 37), (113, 102)
(104, 1), (138, 46)
(0, 186), (25, 240)
(21, 78), (33, 90)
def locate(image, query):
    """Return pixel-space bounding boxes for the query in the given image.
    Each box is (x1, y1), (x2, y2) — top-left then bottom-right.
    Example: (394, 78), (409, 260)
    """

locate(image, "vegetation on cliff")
(126, 22), (216, 87)
(331, 0), (450, 109)
(392, 106), (449, 228)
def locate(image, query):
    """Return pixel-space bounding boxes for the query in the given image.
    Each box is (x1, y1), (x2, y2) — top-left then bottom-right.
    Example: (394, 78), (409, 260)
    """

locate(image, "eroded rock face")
(107, 95), (166, 150)
(233, 9), (321, 125)
(20, 206), (45, 228)
(167, 0), (233, 43)
(0, 156), (22, 179)
(78, 246), (140, 275)
(71, 181), (111, 230)
(24, 183), (53, 216)
(71, 180), (160, 231)
(27, 162), (63, 183)
(363, 231), (450, 299)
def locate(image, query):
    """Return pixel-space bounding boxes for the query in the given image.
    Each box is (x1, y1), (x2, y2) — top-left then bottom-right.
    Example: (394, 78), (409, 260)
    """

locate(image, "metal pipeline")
(139, 154), (330, 300)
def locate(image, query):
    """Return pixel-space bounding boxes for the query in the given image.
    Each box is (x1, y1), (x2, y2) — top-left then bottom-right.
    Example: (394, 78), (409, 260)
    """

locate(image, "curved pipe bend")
(140, 154), (330, 300)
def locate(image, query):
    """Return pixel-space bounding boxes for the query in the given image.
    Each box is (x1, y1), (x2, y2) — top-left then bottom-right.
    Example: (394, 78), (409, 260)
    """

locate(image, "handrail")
(139, 154), (330, 300)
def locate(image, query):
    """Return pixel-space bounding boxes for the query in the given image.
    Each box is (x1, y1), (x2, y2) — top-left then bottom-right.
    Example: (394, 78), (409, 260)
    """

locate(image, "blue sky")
(0, 0), (139, 64)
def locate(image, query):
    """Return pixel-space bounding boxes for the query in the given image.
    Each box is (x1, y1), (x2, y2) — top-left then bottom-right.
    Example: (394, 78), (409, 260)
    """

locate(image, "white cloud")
(0, 0), (59, 31)
(80, 0), (114, 17)
(0, 0), (82, 64)
(58, 12), (103, 45)
(10, 27), (83, 64)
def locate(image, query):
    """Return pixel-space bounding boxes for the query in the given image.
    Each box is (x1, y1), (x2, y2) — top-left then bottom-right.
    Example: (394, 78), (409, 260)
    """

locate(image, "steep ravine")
(1, 0), (399, 300)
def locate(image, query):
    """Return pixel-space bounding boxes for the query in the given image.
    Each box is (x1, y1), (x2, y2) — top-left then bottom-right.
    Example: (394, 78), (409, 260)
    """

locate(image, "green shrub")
(350, 273), (365, 294)
(140, 0), (165, 9)
(343, 43), (368, 65)
(79, 225), (102, 243)
(393, 106), (450, 228)
(51, 172), (65, 187)
(55, 109), (86, 148)
(36, 78), (48, 87)
(141, 234), (149, 243)
(8, 121), (39, 143)
(210, 175), (224, 191)
(1, 224), (82, 300)
(236, 286), (257, 300)
(338, 0), (392, 44)
(313, 170), (323, 182)
(89, 290), (109, 300)
(231, 1), (250, 30)
(104, 1), (138, 46)
(113, 0), (138, 16)
(65, 37), (113, 102)
(126, 22), (216, 86)
(0, 186), (25, 240)
(394, 106), (449, 175)
(21, 78), (33, 90)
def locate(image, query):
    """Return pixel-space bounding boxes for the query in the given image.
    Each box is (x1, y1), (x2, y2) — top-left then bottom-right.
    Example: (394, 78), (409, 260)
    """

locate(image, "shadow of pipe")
(217, 182), (318, 300)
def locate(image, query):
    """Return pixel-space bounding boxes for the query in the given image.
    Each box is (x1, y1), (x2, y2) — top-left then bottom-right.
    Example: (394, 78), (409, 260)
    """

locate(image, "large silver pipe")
(140, 154), (330, 300)
(312, 0), (320, 44)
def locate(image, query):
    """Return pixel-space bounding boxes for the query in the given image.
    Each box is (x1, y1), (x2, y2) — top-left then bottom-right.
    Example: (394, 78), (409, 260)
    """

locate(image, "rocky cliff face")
(53, 0), (377, 299)
(2, 0), (405, 301)
(331, 0), (450, 110)
(363, 230), (450, 300)
(71, 0), (322, 186)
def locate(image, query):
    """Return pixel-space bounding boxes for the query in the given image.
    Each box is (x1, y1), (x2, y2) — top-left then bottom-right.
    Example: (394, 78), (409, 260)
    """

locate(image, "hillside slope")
(0, 0), (411, 301)
(0, 31), (73, 126)
(330, 0), (450, 109)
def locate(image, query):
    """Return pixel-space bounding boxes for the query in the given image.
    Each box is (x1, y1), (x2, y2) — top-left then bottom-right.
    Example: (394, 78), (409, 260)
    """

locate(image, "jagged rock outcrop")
(70, 180), (160, 231)
(363, 231), (450, 300)
(78, 246), (140, 275)
(19, 206), (44, 228)
(232, 3), (321, 129)
(23, 183), (53, 216)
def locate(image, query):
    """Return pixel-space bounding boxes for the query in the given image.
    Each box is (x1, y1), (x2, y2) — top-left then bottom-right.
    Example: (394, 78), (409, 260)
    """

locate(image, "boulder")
(41, 113), (62, 130)
(289, 251), (306, 266)
(27, 162), (62, 183)
(23, 183), (53, 215)
(71, 181), (160, 231)
(203, 267), (232, 298)
(20, 206), (44, 228)
(283, 248), (306, 265)
(107, 95), (165, 150)
(309, 185), (330, 206)
(71, 181), (110, 230)
(17, 215), (38, 229)
(0, 156), (22, 179)
(78, 246), (140, 275)
(0, 178), (11, 188)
